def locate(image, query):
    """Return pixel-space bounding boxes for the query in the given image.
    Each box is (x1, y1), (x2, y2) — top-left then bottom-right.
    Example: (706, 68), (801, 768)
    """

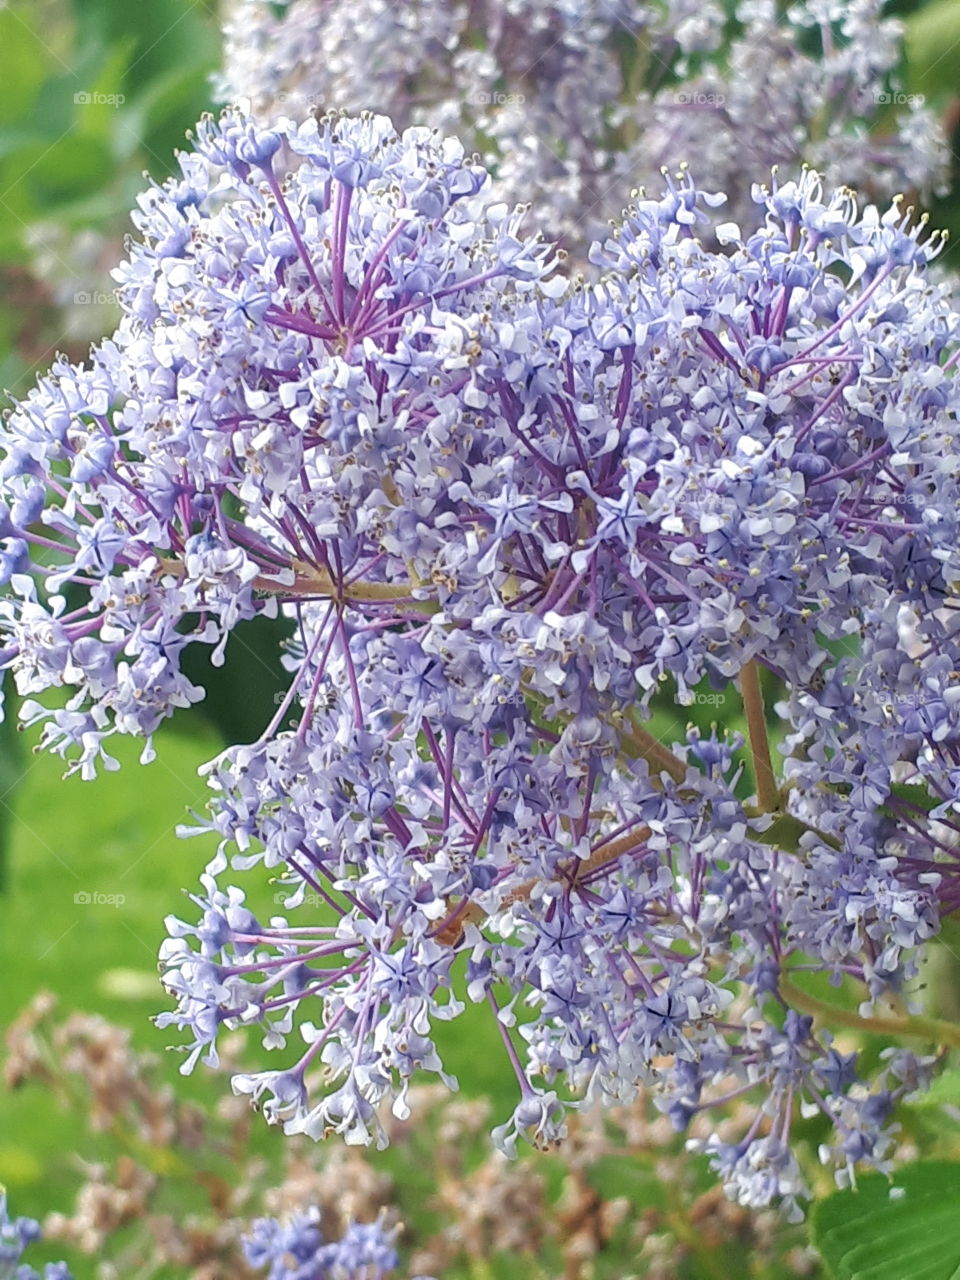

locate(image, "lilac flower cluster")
(0, 109), (551, 777)
(244, 1210), (433, 1280)
(0, 1192), (72, 1280)
(217, 0), (949, 254)
(3, 109), (960, 1217)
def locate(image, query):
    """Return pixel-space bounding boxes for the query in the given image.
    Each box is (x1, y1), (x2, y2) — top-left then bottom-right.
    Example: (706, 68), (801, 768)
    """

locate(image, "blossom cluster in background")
(4, 993), (815, 1278)
(20, 0), (953, 346)
(243, 1211), (413, 1280)
(218, 0), (950, 255)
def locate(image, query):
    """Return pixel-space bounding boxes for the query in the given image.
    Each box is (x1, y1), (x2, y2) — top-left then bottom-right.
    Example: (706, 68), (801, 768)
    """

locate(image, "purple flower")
(148, 164), (959, 1215)
(6, 104), (960, 1219)
(0, 107), (555, 775)
(243, 1209), (409, 1279)
(0, 1192), (73, 1280)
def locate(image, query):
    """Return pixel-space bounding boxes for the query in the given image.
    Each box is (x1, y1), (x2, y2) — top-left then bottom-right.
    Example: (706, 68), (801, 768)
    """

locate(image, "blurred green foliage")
(904, 0), (960, 251)
(0, 0), (219, 390)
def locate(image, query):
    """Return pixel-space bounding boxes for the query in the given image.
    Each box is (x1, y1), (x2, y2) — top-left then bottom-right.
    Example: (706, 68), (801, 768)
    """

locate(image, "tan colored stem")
(434, 823), (652, 945)
(619, 715), (688, 784)
(739, 660), (779, 812)
(780, 979), (960, 1049)
(158, 556), (438, 611)
(279, 563), (436, 606)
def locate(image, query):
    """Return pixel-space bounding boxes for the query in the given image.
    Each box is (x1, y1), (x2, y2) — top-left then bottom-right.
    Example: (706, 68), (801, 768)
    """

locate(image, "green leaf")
(0, 125), (61, 162)
(888, 782), (941, 815)
(905, 0), (960, 102)
(907, 1070), (960, 1110)
(0, 10), (50, 126)
(117, 61), (217, 167)
(28, 133), (114, 204)
(937, 915), (960, 959)
(73, 35), (138, 147)
(812, 1161), (960, 1280)
(72, 0), (219, 86)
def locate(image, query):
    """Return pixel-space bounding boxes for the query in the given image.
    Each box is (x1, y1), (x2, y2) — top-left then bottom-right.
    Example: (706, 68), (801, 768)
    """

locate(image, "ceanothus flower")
(153, 164), (960, 1215)
(242, 1209), (434, 1280)
(0, 107), (554, 776)
(0, 1191), (72, 1280)
(5, 108), (960, 1219)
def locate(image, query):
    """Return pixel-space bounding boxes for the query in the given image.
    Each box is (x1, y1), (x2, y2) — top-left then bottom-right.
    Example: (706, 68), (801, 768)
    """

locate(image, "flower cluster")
(244, 1210), (431, 1280)
(0, 1192), (71, 1280)
(0, 108), (552, 777)
(4, 108), (960, 1218)
(217, 0), (949, 254)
